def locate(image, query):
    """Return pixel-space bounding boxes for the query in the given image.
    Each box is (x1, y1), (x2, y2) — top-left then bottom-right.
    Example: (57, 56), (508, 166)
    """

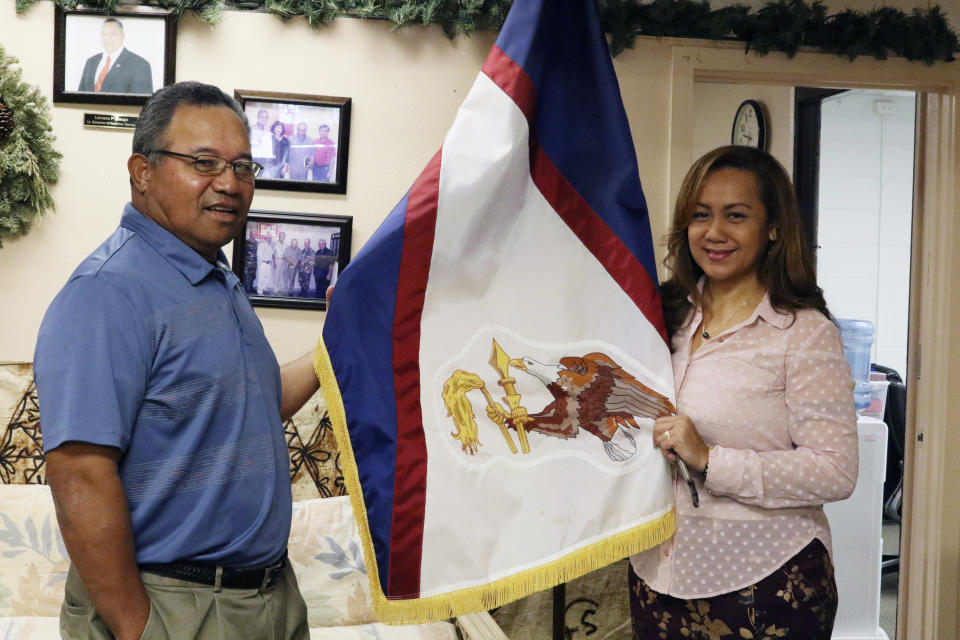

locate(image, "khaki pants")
(60, 563), (310, 640)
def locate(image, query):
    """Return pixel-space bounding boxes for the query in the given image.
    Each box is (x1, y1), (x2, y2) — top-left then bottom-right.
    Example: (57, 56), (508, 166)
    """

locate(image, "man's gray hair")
(132, 81), (249, 161)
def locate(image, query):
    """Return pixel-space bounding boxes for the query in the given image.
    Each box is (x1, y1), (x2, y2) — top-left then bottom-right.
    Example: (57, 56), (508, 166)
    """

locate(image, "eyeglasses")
(153, 150), (263, 181)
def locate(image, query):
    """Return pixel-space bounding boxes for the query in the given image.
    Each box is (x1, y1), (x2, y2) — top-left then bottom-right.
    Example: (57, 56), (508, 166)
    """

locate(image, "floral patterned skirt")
(629, 538), (838, 640)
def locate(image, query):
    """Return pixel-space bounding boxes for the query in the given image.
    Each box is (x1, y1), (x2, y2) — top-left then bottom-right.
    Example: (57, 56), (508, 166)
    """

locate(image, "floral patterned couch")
(0, 362), (496, 640)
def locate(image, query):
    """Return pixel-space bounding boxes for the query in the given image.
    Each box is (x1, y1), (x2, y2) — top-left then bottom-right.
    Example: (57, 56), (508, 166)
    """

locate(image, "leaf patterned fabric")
(1, 362), (345, 500)
(0, 485), (70, 618)
(0, 487), (456, 638)
(629, 539), (837, 639)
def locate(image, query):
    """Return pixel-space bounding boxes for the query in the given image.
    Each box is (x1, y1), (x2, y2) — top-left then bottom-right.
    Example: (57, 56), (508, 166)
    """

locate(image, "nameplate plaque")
(83, 113), (138, 130)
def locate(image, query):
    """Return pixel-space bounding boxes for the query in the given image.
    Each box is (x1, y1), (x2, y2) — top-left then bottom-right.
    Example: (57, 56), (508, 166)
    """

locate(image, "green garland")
(607, 0), (959, 62)
(15, 0), (958, 62)
(0, 44), (61, 248)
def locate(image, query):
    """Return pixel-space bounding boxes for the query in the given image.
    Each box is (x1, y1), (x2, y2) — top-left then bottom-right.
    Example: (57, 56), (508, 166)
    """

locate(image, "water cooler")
(826, 319), (890, 640)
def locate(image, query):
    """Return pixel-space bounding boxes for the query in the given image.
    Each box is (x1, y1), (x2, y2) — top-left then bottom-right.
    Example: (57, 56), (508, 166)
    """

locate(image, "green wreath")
(0, 43), (61, 248)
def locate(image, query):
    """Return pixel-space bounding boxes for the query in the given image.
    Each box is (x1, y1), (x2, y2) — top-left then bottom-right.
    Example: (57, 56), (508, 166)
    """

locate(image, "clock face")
(732, 100), (765, 149)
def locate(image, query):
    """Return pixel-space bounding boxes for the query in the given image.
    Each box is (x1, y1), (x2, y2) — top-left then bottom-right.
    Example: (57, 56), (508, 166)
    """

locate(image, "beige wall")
(0, 2), (497, 363)
(692, 81), (795, 172)
(0, 1), (684, 364)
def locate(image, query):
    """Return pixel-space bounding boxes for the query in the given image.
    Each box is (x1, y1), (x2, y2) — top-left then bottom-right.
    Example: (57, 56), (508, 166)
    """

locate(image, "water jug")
(837, 318), (874, 412)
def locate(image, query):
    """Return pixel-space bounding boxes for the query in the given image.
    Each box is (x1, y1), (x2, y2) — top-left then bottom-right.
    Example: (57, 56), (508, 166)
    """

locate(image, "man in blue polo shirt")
(34, 82), (320, 640)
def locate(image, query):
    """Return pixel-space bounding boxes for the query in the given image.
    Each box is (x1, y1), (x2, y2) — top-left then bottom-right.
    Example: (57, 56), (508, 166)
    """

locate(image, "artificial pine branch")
(869, 8), (910, 61)
(905, 6), (958, 63)
(0, 44), (61, 247)
(343, 0), (382, 20)
(600, 0), (649, 55)
(264, 0), (341, 28)
(820, 9), (872, 61)
(10, 0), (960, 63)
(703, 5), (751, 40)
(747, 0), (814, 56)
(0, 103), (14, 140)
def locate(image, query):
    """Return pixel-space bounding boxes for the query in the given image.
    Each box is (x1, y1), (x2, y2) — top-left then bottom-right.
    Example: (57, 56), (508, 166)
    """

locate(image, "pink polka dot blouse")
(630, 293), (859, 599)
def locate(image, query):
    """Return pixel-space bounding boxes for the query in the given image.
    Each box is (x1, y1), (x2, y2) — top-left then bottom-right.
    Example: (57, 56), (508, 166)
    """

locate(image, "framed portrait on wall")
(232, 210), (352, 311)
(234, 90), (351, 194)
(53, 5), (176, 106)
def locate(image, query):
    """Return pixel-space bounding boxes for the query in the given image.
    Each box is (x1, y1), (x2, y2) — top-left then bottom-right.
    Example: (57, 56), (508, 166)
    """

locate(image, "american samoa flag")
(316, 0), (677, 622)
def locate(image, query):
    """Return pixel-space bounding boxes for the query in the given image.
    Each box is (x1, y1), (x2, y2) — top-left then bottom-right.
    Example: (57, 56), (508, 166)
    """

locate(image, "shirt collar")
(102, 46), (125, 60)
(120, 203), (226, 285)
(754, 294), (792, 329)
(689, 277), (793, 331)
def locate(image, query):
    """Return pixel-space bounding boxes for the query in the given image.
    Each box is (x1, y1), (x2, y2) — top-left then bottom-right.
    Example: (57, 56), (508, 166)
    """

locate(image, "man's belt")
(140, 552), (287, 590)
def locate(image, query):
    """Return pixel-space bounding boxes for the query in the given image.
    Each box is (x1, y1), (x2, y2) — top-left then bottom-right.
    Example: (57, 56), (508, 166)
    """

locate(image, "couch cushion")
(0, 616), (61, 639)
(0, 485), (67, 619)
(1, 362), (344, 501)
(0, 487), (371, 625)
(0, 474), (455, 635)
(289, 496), (457, 636)
(0, 363), (43, 485)
(309, 622), (457, 639)
(290, 496), (374, 627)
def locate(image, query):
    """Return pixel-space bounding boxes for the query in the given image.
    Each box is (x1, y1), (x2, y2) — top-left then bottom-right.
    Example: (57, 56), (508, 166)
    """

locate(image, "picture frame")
(234, 90), (351, 194)
(54, 5), (176, 106)
(233, 210), (352, 311)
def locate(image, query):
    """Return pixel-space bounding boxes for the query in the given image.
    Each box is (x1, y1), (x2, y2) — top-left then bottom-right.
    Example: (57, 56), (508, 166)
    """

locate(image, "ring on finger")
(664, 430), (672, 440)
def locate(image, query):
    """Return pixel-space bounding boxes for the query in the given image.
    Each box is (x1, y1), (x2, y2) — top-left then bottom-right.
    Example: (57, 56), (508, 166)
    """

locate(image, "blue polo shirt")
(35, 204), (291, 568)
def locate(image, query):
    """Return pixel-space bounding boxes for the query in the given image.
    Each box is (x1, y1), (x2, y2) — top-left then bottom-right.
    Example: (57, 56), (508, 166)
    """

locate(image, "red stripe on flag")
(482, 45), (535, 121)
(531, 146), (668, 342)
(484, 45), (668, 342)
(388, 150), (443, 598)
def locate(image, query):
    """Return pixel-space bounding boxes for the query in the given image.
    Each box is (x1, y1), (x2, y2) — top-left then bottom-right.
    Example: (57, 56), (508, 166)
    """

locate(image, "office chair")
(871, 363), (906, 574)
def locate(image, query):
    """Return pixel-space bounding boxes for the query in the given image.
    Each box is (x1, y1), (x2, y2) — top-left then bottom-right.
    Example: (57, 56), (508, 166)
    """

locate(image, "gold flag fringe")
(314, 336), (676, 625)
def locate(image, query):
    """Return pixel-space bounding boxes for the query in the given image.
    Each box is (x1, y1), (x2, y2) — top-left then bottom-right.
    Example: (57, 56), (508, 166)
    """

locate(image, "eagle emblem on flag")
(443, 338), (675, 459)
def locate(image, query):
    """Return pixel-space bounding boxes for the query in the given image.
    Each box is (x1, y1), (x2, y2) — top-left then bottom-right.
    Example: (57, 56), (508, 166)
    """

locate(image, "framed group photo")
(233, 210), (352, 311)
(54, 5), (176, 105)
(234, 90), (351, 194)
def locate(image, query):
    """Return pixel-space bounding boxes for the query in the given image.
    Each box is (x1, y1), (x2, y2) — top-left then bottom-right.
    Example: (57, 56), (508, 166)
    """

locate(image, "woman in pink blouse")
(629, 146), (858, 639)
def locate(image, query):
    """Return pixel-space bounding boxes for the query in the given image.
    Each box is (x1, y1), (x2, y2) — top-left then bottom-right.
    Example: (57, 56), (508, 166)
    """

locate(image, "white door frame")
(662, 38), (960, 640)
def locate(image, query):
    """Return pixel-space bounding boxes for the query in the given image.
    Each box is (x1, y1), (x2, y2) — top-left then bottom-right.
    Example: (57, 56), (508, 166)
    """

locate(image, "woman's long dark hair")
(661, 145), (829, 340)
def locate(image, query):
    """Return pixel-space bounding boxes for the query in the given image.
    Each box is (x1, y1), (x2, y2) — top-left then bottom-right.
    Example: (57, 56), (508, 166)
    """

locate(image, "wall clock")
(731, 99), (767, 150)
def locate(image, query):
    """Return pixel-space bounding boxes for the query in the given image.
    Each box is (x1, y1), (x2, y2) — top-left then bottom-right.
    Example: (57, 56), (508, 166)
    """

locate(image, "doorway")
(796, 88), (915, 379)
(669, 41), (959, 639)
(795, 87), (917, 640)
(692, 80), (918, 640)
